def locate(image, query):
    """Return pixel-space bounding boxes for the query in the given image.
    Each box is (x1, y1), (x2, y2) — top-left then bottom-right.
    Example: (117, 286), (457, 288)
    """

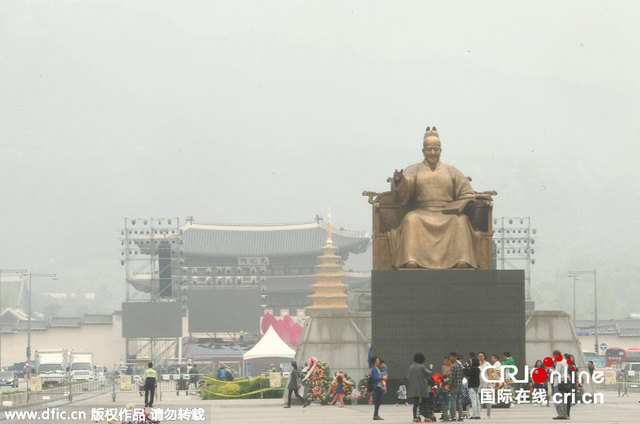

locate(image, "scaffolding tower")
(120, 217), (183, 362)
(493, 216), (537, 308)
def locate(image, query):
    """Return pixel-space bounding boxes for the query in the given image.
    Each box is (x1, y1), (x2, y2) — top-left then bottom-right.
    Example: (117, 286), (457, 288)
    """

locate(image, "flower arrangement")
(300, 357), (330, 404)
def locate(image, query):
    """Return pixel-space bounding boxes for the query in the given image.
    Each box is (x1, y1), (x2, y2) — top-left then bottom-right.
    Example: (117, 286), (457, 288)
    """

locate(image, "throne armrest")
(362, 190), (408, 234)
(467, 192), (495, 233)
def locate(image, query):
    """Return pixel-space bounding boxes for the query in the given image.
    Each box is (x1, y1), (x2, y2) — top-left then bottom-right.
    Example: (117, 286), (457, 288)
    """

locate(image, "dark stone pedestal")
(372, 270), (525, 402)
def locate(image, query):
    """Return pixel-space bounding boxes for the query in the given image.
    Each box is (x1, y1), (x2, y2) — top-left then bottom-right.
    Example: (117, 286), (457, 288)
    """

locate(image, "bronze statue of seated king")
(363, 126), (496, 270)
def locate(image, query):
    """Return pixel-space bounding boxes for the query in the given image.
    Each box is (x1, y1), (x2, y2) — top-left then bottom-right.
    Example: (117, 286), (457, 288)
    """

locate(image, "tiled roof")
(0, 313), (114, 332)
(619, 329), (640, 337)
(82, 314), (113, 325)
(16, 320), (48, 331)
(50, 317), (81, 328)
(0, 308), (30, 323)
(265, 276), (315, 291)
(575, 318), (640, 337)
(264, 274), (370, 292)
(136, 221), (370, 257)
(0, 323), (16, 334)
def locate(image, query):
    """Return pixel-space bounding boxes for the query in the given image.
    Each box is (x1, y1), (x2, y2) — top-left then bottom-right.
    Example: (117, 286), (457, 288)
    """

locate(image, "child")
(380, 360), (388, 394)
(330, 372), (345, 407)
(395, 380), (408, 406)
(438, 382), (451, 422)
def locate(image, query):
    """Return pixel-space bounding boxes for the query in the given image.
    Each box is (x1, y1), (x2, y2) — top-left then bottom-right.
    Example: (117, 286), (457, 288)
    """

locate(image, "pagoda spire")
(307, 211), (348, 315)
(326, 209), (333, 245)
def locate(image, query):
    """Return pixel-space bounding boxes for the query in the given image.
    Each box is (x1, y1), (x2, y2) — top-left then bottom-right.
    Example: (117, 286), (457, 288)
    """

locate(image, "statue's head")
(422, 126), (441, 168)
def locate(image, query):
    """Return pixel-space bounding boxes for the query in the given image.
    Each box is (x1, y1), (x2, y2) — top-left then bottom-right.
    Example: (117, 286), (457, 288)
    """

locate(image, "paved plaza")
(2, 390), (640, 423)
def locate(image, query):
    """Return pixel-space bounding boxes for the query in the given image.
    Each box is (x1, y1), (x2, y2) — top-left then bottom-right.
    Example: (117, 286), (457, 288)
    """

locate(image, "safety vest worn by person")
(145, 368), (157, 387)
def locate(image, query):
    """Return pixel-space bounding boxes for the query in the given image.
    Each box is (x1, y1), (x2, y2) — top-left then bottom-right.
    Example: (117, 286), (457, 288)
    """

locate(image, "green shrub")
(218, 383), (241, 396)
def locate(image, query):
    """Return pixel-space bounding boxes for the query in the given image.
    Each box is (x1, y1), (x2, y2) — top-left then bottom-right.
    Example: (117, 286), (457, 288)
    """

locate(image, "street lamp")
(24, 272), (56, 402)
(569, 270), (598, 354)
(568, 273), (582, 329)
(0, 268), (27, 368)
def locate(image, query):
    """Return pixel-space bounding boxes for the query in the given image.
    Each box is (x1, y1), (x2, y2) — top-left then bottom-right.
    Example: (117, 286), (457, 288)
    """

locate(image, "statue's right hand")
(393, 169), (404, 184)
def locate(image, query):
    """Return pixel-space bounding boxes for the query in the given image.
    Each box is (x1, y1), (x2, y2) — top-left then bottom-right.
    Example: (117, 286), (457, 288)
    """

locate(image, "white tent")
(243, 326), (296, 361)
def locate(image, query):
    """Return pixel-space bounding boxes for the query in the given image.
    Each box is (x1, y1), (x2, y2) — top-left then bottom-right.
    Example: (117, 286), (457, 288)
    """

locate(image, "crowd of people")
(367, 349), (580, 422)
(367, 351), (515, 422)
(283, 348), (583, 421)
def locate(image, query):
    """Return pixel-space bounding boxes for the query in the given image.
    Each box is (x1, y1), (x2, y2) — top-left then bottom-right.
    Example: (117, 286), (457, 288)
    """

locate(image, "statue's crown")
(424, 126), (439, 138)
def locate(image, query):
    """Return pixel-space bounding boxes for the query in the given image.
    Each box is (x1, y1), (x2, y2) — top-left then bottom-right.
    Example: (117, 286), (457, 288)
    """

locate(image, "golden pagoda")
(307, 212), (348, 315)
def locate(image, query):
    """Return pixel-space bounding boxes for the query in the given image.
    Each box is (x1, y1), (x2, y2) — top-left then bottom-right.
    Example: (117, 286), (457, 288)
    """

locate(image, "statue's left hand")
(393, 169), (404, 185)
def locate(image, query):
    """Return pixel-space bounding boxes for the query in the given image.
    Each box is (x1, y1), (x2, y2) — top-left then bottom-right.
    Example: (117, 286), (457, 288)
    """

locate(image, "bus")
(605, 347), (640, 367)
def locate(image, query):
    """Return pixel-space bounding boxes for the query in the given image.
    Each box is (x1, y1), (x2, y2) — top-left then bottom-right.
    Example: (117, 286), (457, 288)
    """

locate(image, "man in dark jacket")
(284, 361), (309, 408)
(407, 352), (433, 422)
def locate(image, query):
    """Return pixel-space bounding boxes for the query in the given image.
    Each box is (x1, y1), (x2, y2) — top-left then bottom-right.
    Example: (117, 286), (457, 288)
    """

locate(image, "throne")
(363, 178), (496, 270)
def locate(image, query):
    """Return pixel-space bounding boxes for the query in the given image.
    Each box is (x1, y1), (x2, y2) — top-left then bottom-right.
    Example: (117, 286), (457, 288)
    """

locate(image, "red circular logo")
(555, 354), (563, 362)
(571, 365), (576, 371)
(566, 359), (572, 365)
(543, 357), (553, 367)
(532, 367), (548, 384)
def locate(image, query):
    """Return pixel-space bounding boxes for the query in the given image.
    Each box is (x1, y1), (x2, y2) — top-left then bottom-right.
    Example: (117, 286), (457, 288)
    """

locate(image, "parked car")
(71, 370), (93, 382)
(94, 365), (106, 377)
(0, 371), (18, 388)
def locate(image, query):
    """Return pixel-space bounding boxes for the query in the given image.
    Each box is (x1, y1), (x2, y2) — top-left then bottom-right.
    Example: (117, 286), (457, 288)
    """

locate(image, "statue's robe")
(389, 160), (478, 269)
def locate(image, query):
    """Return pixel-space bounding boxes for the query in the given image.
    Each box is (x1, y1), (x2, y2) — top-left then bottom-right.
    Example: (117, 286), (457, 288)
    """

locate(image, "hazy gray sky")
(1, 1), (638, 317)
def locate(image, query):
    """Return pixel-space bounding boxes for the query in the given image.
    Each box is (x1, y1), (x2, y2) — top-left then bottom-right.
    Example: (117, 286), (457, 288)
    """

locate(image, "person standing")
(438, 382), (451, 422)
(189, 364), (199, 386)
(216, 365), (227, 380)
(144, 362), (157, 408)
(330, 372), (346, 407)
(442, 357), (452, 378)
(477, 352), (492, 418)
(284, 361), (309, 408)
(566, 354), (578, 418)
(552, 350), (569, 420)
(371, 356), (385, 420)
(465, 358), (481, 419)
(466, 353), (476, 369)
(532, 359), (550, 407)
(448, 352), (464, 422)
(502, 352), (514, 367)
(490, 354), (501, 368)
(407, 353), (433, 422)
(395, 380), (408, 406)
(502, 352), (515, 388)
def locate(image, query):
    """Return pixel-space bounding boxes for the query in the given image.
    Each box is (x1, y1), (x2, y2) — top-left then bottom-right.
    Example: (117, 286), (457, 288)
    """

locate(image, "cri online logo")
(481, 353), (602, 385)
(531, 354), (576, 384)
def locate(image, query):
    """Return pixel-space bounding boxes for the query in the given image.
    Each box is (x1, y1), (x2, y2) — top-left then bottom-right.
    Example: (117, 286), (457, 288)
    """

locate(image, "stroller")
(418, 373), (444, 422)
(430, 373), (445, 413)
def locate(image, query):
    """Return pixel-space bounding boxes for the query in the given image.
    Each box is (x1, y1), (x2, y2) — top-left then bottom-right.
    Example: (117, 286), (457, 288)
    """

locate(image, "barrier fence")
(2, 371), (290, 408)
(19, 375), (111, 404)
(199, 374), (286, 400)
